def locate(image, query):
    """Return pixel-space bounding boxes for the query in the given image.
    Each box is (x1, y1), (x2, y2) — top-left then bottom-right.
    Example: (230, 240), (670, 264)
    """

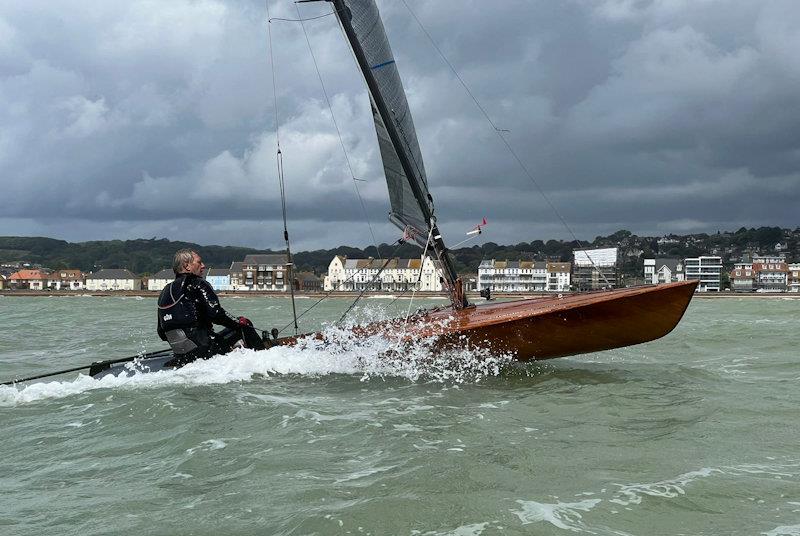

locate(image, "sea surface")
(1, 294), (799, 536)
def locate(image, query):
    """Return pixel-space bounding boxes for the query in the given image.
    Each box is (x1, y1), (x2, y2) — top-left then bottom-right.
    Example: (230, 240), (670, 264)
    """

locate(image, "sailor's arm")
(156, 288), (168, 341)
(196, 280), (240, 330)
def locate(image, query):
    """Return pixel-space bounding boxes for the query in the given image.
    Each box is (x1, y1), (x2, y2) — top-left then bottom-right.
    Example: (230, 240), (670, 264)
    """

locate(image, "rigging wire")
(275, 238), (405, 335)
(402, 225), (435, 324)
(294, 1), (383, 261)
(278, 239), (405, 333)
(336, 238), (408, 324)
(267, 0), (299, 334)
(399, 0), (612, 288)
(385, 228), (435, 357)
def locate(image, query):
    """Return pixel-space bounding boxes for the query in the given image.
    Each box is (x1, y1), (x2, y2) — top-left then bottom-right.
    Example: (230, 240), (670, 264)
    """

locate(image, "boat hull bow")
(419, 280), (698, 360)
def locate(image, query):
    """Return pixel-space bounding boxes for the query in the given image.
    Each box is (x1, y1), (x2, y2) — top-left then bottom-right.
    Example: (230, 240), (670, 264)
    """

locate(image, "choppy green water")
(1, 295), (799, 536)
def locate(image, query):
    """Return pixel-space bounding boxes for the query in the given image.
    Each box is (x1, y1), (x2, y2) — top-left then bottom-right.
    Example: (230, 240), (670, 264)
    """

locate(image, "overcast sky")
(1, 0), (799, 250)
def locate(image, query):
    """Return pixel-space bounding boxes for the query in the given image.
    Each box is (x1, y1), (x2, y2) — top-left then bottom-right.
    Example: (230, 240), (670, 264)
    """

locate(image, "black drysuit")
(157, 273), (247, 366)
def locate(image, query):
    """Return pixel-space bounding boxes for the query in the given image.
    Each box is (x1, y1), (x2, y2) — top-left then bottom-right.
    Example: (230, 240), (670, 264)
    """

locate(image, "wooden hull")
(431, 280), (698, 360)
(282, 280), (698, 361)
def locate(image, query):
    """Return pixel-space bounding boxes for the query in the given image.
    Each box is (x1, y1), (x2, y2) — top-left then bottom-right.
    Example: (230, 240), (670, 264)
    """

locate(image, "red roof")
(9, 269), (48, 280)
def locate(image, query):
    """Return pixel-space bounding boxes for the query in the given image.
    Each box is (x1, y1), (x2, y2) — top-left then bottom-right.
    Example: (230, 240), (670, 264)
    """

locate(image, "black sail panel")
(340, 0), (432, 245)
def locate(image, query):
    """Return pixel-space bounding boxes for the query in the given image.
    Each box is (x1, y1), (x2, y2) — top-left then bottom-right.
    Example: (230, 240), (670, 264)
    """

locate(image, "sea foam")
(0, 324), (514, 406)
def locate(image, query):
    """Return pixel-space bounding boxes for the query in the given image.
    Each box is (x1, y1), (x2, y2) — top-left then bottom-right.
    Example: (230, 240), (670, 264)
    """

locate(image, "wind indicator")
(466, 217), (488, 236)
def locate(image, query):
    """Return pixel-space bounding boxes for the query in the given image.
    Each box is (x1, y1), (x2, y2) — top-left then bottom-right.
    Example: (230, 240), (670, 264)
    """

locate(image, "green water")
(1, 295), (799, 535)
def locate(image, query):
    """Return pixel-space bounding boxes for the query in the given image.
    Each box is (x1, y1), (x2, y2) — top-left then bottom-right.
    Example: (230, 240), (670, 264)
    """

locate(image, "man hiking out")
(157, 249), (265, 367)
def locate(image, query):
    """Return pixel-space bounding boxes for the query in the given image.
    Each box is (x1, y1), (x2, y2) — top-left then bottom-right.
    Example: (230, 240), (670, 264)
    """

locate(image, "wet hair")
(173, 249), (197, 275)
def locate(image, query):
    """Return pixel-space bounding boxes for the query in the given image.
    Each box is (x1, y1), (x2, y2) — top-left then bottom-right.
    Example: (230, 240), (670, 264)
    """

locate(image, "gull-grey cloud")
(1, 0), (798, 251)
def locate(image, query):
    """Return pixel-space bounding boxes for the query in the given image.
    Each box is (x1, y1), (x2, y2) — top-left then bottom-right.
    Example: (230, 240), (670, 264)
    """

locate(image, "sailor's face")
(187, 253), (205, 276)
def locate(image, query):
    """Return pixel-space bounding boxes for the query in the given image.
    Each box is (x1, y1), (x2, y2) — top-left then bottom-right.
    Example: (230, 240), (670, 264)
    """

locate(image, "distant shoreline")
(1, 289), (798, 299)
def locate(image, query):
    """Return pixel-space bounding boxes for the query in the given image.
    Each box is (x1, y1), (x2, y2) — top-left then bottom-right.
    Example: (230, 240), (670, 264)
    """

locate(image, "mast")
(330, 0), (467, 308)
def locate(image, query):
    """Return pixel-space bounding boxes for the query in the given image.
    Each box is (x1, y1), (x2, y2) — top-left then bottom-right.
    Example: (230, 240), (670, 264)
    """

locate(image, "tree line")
(0, 226), (796, 277)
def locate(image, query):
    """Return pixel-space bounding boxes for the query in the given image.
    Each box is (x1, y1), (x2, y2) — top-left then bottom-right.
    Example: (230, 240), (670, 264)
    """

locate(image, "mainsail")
(334, 0), (431, 243)
(331, 0), (466, 307)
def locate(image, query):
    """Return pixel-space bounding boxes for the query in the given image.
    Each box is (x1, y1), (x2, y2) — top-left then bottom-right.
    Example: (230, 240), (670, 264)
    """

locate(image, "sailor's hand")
(238, 316), (253, 327)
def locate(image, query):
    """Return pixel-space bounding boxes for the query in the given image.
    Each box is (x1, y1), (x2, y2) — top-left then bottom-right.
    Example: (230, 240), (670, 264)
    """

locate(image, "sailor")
(157, 249), (264, 367)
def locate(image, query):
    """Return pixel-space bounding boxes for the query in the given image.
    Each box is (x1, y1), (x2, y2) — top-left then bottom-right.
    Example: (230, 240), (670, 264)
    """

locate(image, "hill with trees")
(1, 226), (797, 278)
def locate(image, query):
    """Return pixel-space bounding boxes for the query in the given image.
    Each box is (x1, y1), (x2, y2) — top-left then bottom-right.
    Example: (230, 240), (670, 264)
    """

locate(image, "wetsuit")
(157, 273), (244, 367)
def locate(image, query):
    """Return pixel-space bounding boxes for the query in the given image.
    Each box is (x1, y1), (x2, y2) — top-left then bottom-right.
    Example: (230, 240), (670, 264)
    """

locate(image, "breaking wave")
(0, 320), (515, 405)
(511, 460), (800, 532)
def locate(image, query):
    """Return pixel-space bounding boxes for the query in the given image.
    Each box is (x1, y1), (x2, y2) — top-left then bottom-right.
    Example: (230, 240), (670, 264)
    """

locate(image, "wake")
(0, 324), (515, 406)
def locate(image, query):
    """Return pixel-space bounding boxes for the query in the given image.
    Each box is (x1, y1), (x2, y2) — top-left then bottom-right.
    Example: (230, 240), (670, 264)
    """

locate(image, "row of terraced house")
(4, 250), (797, 294)
(1, 268), (135, 291)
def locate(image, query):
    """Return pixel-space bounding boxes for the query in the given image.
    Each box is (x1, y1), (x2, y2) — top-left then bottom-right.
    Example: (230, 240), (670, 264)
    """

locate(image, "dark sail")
(335, 0), (432, 245)
(332, 0), (466, 307)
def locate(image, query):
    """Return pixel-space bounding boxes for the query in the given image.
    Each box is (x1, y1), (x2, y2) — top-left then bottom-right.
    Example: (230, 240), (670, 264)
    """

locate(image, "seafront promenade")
(1, 289), (797, 299)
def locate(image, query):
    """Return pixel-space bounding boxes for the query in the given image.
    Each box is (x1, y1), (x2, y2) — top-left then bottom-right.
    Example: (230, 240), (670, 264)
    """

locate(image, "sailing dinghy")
(1, 0), (696, 387)
(266, 0), (697, 361)
(95, 0), (696, 377)
(95, 0), (696, 379)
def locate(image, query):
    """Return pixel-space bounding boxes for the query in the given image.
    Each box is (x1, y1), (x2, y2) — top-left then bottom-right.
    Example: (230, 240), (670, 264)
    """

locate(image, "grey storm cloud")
(1, 0), (799, 251)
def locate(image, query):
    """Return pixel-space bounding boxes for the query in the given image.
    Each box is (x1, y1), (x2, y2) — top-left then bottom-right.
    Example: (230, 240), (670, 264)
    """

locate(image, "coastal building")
(731, 254), (792, 292)
(788, 263), (800, 292)
(383, 257), (443, 292)
(477, 260), (570, 292)
(147, 269), (174, 291)
(573, 248), (618, 290)
(323, 256), (443, 292)
(48, 269), (85, 290)
(229, 262), (245, 290)
(752, 253), (786, 264)
(753, 261), (788, 292)
(8, 269), (50, 290)
(0, 274), (5, 290)
(85, 269), (141, 291)
(345, 258), (381, 292)
(643, 258), (685, 285)
(684, 256), (723, 292)
(730, 262), (755, 292)
(294, 272), (322, 292)
(461, 274), (478, 292)
(546, 262), (571, 292)
(241, 254), (289, 291)
(478, 260), (546, 292)
(323, 256), (346, 291)
(206, 268), (232, 291)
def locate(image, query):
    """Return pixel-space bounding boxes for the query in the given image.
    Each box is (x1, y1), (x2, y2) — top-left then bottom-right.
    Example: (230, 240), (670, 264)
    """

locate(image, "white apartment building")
(479, 260), (547, 292)
(324, 256), (443, 292)
(546, 262), (571, 292)
(148, 269), (174, 291)
(643, 258), (685, 285)
(478, 260), (571, 292)
(684, 256), (723, 292)
(85, 269), (141, 291)
(383, 257), (442, 292)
